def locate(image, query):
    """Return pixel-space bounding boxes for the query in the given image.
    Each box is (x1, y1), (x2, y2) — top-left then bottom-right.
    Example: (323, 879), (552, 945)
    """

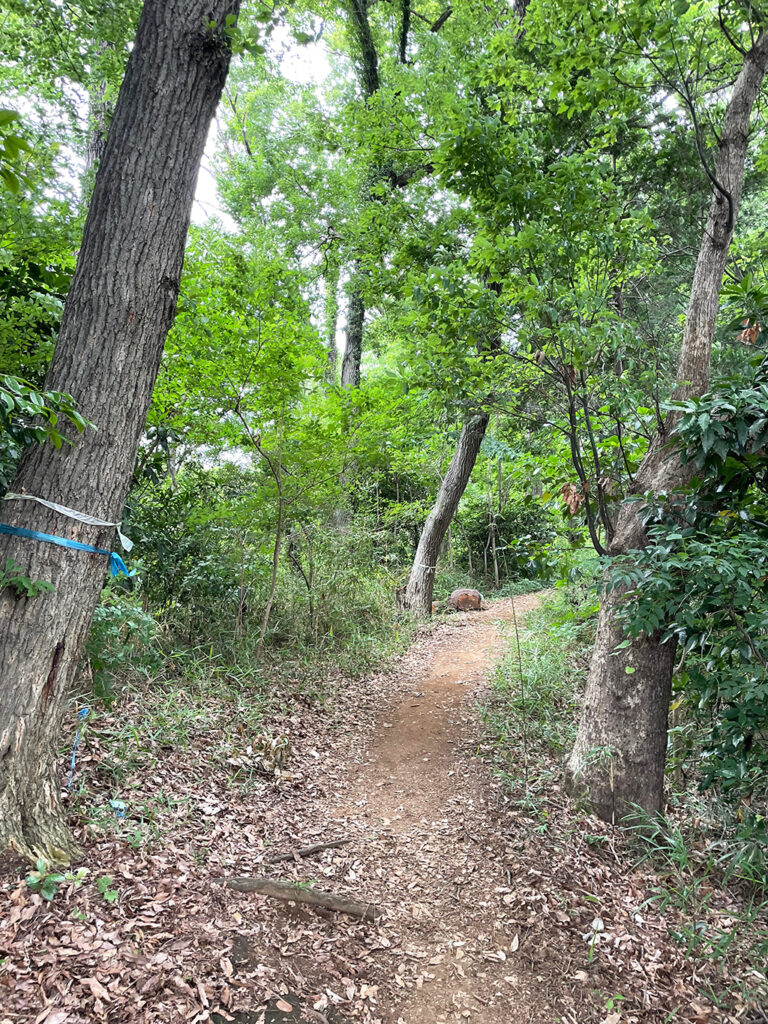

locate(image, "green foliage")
(0, 109), (30, 194)
(25, 860), (88, 901)
(122, 464), (408, 666)
(7, 1), (768, 956)
(625, 812), (768, 978)
(0, 374), (89, 488)
(0, 557), (55, 599)
(610, 370), (768, 808)
(96, 875), (119, 903)
(458, 491), (557, 582)
(485, 587), (597, 797)
(0, 254), (73, 384)
(25, 859), (64, 901)
(86, 592), (163, 700)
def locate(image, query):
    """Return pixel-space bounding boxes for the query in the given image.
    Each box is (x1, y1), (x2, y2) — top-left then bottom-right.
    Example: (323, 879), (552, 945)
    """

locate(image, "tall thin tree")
(400, 280), (503, 617)
(401, 411), (491, 616)
(340, 0), (381, 390)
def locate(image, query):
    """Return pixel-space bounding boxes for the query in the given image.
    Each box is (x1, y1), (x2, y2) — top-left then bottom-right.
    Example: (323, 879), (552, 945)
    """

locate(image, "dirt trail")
(330, 595), (543, 1024)
(1, 592), (739, 1024)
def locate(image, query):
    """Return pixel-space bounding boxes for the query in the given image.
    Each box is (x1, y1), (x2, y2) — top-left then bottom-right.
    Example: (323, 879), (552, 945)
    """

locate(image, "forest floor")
(0, 597), (762, 1024)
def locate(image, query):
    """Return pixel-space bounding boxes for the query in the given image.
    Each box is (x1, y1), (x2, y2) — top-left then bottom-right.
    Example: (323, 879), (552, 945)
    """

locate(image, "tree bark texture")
(0, 0), (239, 862)
(398, 0), (411, 63)
(565, 31), (768, 823)
(341, 279), (365, 389)
(324, 260), (340, 384)
(401, 413), (490, 617)
(347, 0), (380, 97)
(85, 82), (110, 173)
(224, 876), (382, 921)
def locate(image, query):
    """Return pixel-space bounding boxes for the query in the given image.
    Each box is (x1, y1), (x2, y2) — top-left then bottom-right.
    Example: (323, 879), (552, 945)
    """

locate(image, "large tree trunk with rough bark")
(0, 0), (239, 863)
(565, 31), (768, 823)
(400, 413), (490, 617)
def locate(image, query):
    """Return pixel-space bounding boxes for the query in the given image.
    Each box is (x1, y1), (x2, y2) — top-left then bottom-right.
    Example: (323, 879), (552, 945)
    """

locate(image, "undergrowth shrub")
(85, 590), (163, 700)
(487, 579), (768, 999)
(610, 375), (768, 824)
(455, 492), (557, 582)
(82, 500), (414, 706)
(623, 808), (768, 1002)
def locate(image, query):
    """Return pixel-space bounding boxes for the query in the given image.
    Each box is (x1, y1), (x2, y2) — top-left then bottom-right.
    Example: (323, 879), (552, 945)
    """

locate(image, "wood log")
(265, 839), (349, 864)
(223, 876), (382, 921)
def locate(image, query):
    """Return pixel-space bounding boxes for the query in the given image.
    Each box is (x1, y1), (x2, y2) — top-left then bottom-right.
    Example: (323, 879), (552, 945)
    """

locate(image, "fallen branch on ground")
(265, 839), (349, 864)
(223, 876), (383, 920)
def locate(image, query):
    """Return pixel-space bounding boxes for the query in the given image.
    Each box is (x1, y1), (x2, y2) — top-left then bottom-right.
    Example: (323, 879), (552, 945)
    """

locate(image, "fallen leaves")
(0, 598), (759, 1024)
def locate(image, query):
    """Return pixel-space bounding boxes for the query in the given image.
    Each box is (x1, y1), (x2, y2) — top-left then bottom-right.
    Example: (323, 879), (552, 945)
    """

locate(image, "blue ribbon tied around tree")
(0, 522), (133, 577)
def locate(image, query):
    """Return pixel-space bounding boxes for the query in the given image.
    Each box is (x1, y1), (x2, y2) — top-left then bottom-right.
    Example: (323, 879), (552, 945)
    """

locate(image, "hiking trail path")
(3, 594), (719, 1024)
(324, 595), (543, 1024)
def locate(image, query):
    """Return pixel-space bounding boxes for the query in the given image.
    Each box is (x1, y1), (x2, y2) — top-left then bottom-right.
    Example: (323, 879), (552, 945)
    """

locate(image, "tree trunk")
(324, 260), (340, 384)
(401, 413), (489, 617)
(338, 0), (379, 392)
(260, 442), (284, 644)
(341, 276), (365, 389)
(346, 0), (380, 97)
(398, 0), (411, 64)
(565, 31), (768, 823)
(0, 0), (239, 863)
(85, 44), (113, 175)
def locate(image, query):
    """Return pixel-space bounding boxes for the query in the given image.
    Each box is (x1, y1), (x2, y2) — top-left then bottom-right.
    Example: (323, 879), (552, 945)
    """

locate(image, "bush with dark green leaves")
(609, 371), (768, 813)
(0, 374), (87, 490)
(86, 592), (163, 700)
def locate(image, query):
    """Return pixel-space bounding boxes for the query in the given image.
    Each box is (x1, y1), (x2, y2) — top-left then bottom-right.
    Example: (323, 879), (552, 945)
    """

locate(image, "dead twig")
(264, 839), (350, 864)
(223, 876), (383, 921)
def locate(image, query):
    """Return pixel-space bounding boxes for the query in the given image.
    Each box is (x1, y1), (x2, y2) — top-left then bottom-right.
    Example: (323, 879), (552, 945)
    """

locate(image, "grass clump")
(483, 584), (597, 797)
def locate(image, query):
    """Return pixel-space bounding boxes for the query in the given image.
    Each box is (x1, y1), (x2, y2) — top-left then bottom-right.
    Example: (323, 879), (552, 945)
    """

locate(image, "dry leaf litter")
(1, 597), (765, 1024)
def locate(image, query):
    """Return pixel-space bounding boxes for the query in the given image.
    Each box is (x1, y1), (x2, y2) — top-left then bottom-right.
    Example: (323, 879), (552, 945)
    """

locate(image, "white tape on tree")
(3, 492), (134, 552)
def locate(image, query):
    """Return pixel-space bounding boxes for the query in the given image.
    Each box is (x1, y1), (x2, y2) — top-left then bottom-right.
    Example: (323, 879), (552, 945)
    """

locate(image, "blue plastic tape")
(0, 521), (133, 577)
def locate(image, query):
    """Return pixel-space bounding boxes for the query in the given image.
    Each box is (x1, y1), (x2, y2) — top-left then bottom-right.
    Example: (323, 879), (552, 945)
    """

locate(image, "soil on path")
(330, 596), (543, 1023)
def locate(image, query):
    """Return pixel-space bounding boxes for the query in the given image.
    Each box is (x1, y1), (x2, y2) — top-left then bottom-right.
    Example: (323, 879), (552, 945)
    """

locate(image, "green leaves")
(0, 558), (55, 599)
(25, 860), (88, 901)
(0, 109), (30, 195)
(96, 875), (119, 903)
(0, 374), (92, 489)
(608, 368), (768, 806)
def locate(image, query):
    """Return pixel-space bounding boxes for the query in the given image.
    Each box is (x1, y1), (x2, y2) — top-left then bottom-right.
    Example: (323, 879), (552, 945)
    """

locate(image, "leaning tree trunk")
(0, 0), (239, 863)
(401, 413), (490, 617)
(565, 31), (768, 823)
